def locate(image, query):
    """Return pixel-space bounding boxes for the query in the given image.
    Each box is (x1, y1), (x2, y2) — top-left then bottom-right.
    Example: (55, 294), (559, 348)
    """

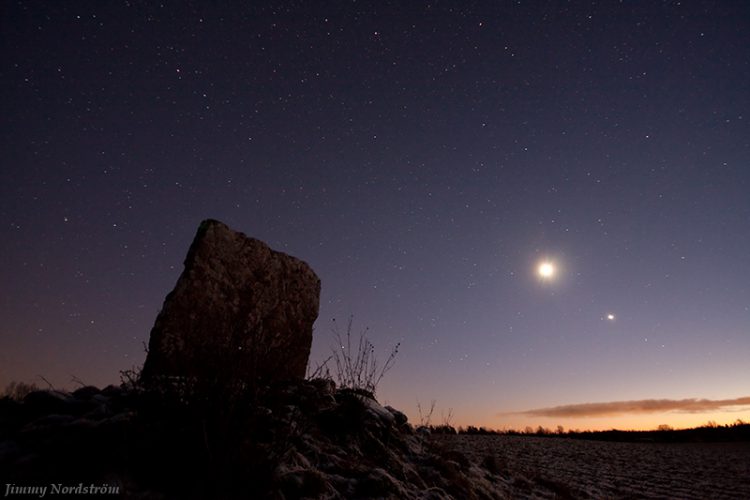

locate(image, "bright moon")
(538, 262), (555, 278)
(607, 313), (615, 321)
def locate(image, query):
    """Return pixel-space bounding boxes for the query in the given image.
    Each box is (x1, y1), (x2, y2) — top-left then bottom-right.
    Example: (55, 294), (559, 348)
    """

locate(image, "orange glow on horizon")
(456, 412), (750, 433)
(399, 409), (750, 433)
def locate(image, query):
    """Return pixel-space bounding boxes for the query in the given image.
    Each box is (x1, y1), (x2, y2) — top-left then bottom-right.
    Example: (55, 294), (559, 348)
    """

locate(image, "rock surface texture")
(141, 219), (321, 384)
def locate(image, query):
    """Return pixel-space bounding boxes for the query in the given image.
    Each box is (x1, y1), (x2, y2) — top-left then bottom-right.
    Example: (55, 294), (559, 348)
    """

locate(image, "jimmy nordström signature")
(4, 483), (120, 497)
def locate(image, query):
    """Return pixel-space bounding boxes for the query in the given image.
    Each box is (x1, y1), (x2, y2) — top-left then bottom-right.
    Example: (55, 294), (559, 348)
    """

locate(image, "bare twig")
(37, 375), (55, 391)
(417, 398), (436, 427)
(441, 407), (454, 428)
(307, 355), (333, 379)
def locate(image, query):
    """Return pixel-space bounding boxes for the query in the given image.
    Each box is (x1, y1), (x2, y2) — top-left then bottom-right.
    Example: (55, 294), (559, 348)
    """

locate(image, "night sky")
(2, 1), (749, 431)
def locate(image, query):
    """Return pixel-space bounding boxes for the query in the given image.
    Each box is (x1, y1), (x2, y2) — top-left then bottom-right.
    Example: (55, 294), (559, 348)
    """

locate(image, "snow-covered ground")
(434, 434), (750, 499)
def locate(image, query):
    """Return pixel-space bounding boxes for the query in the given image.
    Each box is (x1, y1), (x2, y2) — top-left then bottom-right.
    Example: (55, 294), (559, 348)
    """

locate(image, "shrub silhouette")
(1, 381), (39, 400)
(312, 316), (399, 396)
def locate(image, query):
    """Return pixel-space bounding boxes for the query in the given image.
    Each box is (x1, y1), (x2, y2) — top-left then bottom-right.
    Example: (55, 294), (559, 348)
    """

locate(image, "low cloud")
(516, 397), (750, 418)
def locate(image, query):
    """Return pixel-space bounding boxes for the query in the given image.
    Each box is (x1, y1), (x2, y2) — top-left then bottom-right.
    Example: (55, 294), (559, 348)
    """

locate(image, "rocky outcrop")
(0, 382), (516, 499)
(0, 386), (137, 489)
(141, 219), (321, 385)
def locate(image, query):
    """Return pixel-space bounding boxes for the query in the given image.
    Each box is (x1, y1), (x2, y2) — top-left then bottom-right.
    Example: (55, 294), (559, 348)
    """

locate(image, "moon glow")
(538, 262), (555, 279)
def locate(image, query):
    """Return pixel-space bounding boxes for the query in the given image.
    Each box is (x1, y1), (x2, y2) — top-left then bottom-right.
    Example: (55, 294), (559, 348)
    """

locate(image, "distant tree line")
(419, 420), (750, 443)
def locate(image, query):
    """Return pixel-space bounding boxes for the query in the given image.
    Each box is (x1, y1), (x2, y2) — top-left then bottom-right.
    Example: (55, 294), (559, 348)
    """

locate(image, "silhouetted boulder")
(386, 405), (409, 427)
(72, 385), (101, 400)
(21, 390), (74, 419)
(141, 219), (321, 385)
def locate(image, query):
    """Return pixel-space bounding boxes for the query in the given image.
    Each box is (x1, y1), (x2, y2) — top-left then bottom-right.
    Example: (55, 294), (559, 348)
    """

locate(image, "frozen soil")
(433, 434), (750, 499)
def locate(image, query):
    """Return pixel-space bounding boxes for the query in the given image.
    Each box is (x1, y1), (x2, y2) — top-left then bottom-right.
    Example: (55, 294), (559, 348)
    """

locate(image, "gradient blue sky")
(2, 1), (748, 430)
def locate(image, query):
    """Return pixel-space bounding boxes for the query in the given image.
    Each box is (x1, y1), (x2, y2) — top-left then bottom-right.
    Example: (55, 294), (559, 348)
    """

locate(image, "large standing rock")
(141, 219), (321, 385)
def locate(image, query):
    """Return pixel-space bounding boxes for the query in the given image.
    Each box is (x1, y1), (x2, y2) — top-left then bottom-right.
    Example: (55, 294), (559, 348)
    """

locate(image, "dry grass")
(311, 316), (399, 396)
